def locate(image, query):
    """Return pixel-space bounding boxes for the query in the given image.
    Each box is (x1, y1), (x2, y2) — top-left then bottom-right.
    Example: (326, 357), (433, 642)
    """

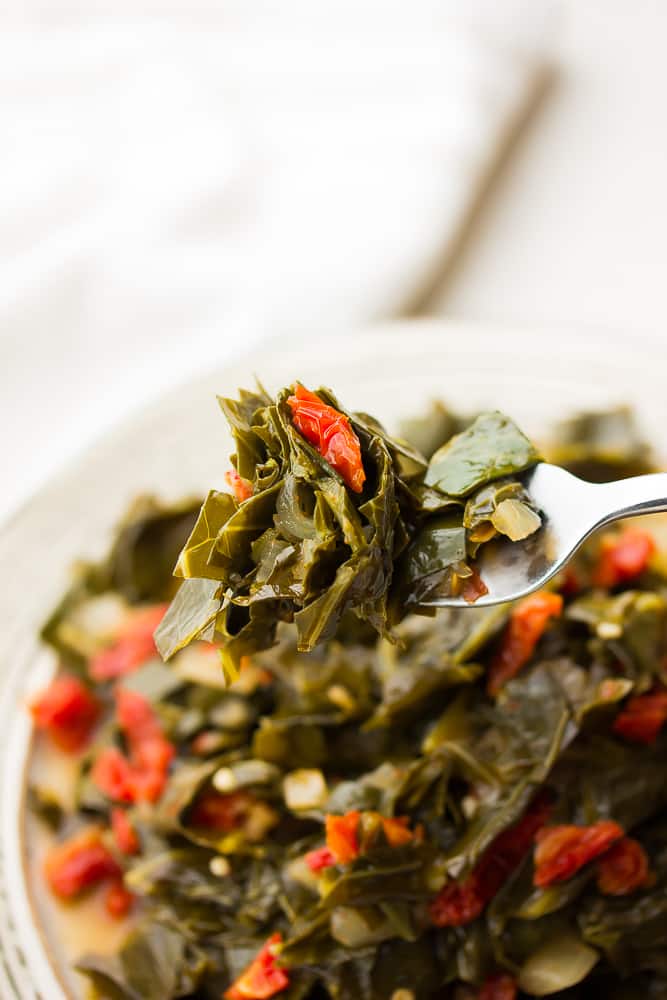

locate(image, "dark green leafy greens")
(424, 411), (541, 497)
(32, 402), (667, 1000)
(155, 387), (543, 677)
(42, 496), (200, 671)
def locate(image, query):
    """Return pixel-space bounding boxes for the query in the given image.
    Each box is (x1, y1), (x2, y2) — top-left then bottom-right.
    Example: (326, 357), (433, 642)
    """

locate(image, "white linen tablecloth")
(0, 1), (556, 519)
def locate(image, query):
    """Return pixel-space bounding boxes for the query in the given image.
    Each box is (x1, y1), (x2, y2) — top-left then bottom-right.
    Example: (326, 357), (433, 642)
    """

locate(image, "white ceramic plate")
(1, 319), (665, 997)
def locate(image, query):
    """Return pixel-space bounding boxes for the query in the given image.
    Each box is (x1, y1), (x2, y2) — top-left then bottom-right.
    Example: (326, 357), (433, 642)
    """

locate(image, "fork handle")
(594, 472), (667, 528)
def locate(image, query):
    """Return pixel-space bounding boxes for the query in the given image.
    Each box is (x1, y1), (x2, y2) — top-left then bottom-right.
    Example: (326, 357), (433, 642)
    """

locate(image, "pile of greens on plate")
(29, 389), (667, 1000)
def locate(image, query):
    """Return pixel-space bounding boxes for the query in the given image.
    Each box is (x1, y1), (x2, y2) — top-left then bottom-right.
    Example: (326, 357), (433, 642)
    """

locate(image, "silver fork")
(423, 464), (667, 608)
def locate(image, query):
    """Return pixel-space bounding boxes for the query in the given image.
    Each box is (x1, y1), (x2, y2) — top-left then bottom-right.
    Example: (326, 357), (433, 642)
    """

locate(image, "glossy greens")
(32, 402), (667, 1000)
(155, 387), (542, 677)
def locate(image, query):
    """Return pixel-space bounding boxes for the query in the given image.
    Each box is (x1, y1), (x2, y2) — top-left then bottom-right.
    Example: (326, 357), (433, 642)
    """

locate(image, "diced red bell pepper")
(31, 674), (100, 753)
(612, 688), (667, 745)
(430, 790), (552, 927)
(304, 846), (336, 872)
(116, 686), (166, 747)
(428, 872), (486, 927)
(44, 827), (120, 900)
(116, 687), (174, 784)
(225, 933), (289, 999)
(596, 836), (654, 896)
(380, 815), (414, 847)
(104, 879), (135, 919)
(89, 604), (168, 682)
(91, 748), (136, 804)
(558, 566), (582, 598)
(127, 766), (168, 803)
(461, 567), (489, 604)
(325, 811), (360, 864)
(287, 384), (365, 494)
(306, 813), (414, 871)
(134, 735), (175, 774)
(111, 808), (140, 856)
(487, 591), (563, 696)
(533, 820), (624, 887)
(478, 973), (517, 1000)
(91, 689), (174, 804)
(189, 790), (254, 832)
(225, 468), (254, 502)
(592, 527), (656, 589)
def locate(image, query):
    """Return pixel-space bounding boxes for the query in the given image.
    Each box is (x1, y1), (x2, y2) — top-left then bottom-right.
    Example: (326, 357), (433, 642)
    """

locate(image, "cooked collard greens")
(30, 398), (667, 1000)
(154, 385), (543, 678)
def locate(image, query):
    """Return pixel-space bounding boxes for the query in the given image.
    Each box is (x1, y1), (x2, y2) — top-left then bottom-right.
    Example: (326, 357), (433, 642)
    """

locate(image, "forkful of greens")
(155, 382), (667, 677)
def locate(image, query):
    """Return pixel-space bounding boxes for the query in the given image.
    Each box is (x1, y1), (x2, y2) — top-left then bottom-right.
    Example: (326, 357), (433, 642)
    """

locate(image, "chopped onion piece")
(174, 647), (227, 689)
(209, 856), (231, 878)
(596, 621), (623, 640)
(213, 760), (280, 792)
(283, 769), (328, 810)
(211, 767), (236, 793)
(492, 499), (542, 541)
(518, 932), (598, 996)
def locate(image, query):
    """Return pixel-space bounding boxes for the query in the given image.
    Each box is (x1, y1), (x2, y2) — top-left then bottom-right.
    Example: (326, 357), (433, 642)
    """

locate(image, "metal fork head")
(421, 463), (639, 609)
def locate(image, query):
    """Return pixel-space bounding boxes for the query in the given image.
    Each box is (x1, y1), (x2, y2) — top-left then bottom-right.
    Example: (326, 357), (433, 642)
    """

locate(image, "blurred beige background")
(435, 0), (667, 332)
(1, 0), (666, 522)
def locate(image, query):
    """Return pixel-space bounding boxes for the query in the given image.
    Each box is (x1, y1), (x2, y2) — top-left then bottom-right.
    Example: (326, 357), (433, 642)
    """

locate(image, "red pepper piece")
(116, 687), (164, 748)
(104, 879), (135, 919)
(487, 591), (563, 696)
(596, 836), (654, 896)
(91, 689), (174, 804)
(306, 813), (414, 872)
(128, 766), (169, 803)
(325, 811), (361, 864)
(613, 688), (667, 745)
(225, 933), (289, 999)
(380, 815), (414, 847)
(430, 790), (552, 927)
(44, 827), (120, 900)
(30, 674), (100, 753)
(533, 820), (624, 887)
(91, 748), (136, 803)
(559, 565), (582, 598)
(592, 527), (656, 588)
(89, 604), (168, 682)
(429, 873), (486, 927)
(478, 973), (517, 1000)
(225, 468), (254, 502)
(304, 846), (336, 872)
(287, 384), (365, 493)
(189, 790), (254, 832)
(116, 687), (175, 798)
(111, 808), (140, 856)
(462, 567), (489, 604)
(474, 789), (553, 894)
